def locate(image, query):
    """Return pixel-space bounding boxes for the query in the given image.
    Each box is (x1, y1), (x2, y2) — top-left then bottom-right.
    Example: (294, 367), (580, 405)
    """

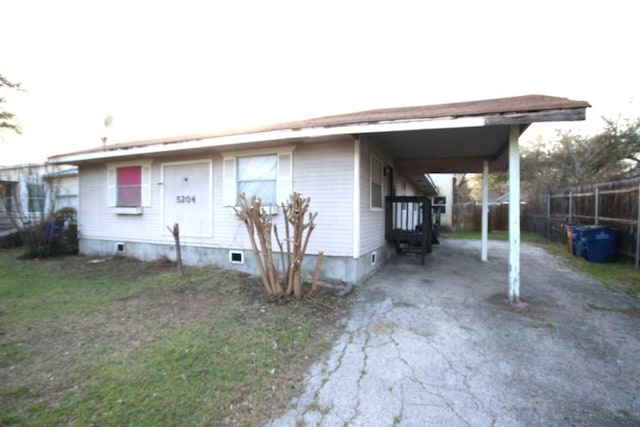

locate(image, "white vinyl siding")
(276, 152), (292, 205)
(213, 142), (353, 257)
(81, 163), (162, 242)
(77, 140), (356, 258)
(291, 140), (354, 257)
(360, 137), (389, 254)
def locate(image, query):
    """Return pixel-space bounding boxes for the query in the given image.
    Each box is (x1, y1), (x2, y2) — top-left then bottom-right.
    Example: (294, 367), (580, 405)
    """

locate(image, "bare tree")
(166, 223), (184, 276)
(1, 166), (77, 257)
(234, 192), (322, 298)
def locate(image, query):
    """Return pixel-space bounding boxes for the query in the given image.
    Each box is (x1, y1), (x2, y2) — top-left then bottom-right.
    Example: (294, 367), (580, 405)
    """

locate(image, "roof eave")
(48, 115), (484, 164)
(48, 106), (588, 165)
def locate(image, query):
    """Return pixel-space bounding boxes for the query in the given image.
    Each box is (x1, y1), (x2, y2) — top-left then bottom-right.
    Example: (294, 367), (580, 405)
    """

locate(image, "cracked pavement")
(267, 239), (640, 426)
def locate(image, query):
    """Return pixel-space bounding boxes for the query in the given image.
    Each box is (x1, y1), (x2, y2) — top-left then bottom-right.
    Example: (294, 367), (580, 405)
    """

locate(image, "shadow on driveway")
(269, 239), (640, 426)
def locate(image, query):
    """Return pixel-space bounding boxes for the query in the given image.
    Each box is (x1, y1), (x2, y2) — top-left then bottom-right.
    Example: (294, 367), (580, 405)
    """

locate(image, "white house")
(429, 173), (456, 230)
(48, 95), (589, 288)
(0, 163), (78, 234)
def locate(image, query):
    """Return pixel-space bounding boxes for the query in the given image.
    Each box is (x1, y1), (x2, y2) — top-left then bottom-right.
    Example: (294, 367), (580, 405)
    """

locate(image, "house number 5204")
(176, 195), (196, 204)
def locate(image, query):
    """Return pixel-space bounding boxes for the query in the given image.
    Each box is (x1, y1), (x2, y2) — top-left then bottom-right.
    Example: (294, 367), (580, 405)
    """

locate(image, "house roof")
(48, 94), (589, 193)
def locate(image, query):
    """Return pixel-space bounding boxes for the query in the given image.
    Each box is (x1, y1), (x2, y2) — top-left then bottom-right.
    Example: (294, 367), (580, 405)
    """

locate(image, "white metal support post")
(481, 160), (489, 261)
(353, 137), (361, 260)
(508, 126), (521, 304)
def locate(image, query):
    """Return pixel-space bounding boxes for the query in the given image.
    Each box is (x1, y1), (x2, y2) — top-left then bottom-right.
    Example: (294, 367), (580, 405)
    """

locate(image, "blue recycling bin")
(578, 226), (617, 263)
(45, 220), (65, 238)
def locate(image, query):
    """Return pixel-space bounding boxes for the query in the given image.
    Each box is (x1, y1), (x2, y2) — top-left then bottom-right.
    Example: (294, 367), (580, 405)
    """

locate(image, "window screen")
(371, 156), (383, 209)
(27, 183), (45, 212)
(237, 155), (277, 204)
(117, 166), (142, 206)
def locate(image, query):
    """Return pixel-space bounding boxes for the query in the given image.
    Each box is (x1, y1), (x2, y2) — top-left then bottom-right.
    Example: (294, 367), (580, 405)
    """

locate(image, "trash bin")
(45, 220), (65, 238)
(570, 225), (586, 256)
(578, 226), (617, 263)
(565, 224), (573, 254)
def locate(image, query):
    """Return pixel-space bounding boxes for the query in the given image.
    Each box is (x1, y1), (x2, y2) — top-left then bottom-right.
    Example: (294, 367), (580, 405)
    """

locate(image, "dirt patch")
(0, 254), (355, 426)
(484, 292), (560, 320)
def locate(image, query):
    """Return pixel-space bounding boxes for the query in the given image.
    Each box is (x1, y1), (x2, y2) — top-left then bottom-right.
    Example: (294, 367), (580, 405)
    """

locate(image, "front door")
(162, 161), (212, 237)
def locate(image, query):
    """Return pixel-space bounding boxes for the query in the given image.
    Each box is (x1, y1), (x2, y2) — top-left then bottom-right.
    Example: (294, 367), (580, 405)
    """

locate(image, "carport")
(346, 95), (590, 303)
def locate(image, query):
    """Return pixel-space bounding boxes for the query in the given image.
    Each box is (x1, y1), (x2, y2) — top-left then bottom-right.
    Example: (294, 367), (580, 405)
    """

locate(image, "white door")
(162, 161), (212, 237)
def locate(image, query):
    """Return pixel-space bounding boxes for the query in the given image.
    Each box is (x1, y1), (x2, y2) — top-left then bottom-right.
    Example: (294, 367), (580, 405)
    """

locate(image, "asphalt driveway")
(268, 239), (640, 426)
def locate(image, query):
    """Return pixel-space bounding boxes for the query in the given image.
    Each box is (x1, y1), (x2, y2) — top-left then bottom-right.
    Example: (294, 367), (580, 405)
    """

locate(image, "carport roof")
(49, 94), (589, 191)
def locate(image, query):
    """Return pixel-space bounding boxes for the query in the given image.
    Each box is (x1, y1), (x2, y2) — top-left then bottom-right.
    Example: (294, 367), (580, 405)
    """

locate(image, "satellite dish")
(102, 115), (114, 148)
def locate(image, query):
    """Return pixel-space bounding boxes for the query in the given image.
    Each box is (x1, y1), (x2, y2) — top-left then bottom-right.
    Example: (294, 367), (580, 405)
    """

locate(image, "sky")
(1, 0), (639, 165)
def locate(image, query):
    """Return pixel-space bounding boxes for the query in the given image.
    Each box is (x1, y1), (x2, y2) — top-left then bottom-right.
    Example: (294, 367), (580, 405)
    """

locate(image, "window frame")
(370, 154), (384, 211)
(106, 160), (153, 214)
(116, 166), (143, 207)
(222, 146), (294, 209)
(433, 196), (447, 215)
(1, 182), (14, 213)
(27, 183), (45, 213)
(236, 154), (278, 205)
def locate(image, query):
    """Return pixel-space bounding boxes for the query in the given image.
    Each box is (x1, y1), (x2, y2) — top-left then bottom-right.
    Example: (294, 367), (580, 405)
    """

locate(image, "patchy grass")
(541, 242), (640, 299)
(441, 230), (547, 243)
(443, 231), (640, 299)
(0, 249), (353, 426)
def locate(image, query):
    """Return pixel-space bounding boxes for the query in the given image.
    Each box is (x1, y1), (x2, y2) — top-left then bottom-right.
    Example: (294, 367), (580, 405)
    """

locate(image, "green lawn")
(0, 250), (351, 426)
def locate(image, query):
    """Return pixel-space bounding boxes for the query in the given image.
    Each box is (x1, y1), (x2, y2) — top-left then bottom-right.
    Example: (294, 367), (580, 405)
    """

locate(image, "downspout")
(386, 166), (394, 197)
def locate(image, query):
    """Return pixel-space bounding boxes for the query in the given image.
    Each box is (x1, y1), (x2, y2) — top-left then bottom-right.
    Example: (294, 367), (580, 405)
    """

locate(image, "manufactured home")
(48, 95), (589, 293)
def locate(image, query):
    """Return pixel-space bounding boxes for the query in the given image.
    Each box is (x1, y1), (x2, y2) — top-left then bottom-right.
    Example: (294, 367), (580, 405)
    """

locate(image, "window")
(117, 166), (141, 206)
(27, 183), (45, 212)
(370, 155), (383, 209)
(1, 182), (14, 213)
(107, 161), (152, 209)
(237, 155), (277, 205)
(433, 196), (446, 215)
(222, 147), (293, 207)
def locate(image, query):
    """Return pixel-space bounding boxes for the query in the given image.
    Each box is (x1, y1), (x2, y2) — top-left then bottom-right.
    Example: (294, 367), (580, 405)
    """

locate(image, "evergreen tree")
(0, 73), (23, 135)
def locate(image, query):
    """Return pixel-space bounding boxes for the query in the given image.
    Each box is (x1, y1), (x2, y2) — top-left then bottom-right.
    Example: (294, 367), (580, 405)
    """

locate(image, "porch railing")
(385, 196), (433, 264)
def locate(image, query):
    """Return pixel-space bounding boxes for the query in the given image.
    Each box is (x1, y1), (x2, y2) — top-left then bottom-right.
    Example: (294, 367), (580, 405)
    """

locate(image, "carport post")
(481, 160), (489, 261)
(508, 126), (520, 304)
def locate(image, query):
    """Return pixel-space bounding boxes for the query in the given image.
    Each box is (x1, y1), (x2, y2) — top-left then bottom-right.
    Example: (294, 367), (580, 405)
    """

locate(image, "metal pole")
(568, 191), (573, 224)
(546, 191), (551, 239)
(636, 185), (640, 268)
(595, 187), (599, 225)
(481, 160), (489, 262)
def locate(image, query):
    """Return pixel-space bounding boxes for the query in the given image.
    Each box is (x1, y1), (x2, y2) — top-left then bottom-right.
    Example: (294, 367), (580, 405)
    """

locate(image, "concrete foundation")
(79, 238), (393, 284)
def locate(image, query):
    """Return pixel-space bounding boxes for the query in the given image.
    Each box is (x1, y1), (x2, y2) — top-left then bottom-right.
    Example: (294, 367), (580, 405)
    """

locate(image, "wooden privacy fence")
(452, 202), (522, 233)
(525, 177), (640, 266)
